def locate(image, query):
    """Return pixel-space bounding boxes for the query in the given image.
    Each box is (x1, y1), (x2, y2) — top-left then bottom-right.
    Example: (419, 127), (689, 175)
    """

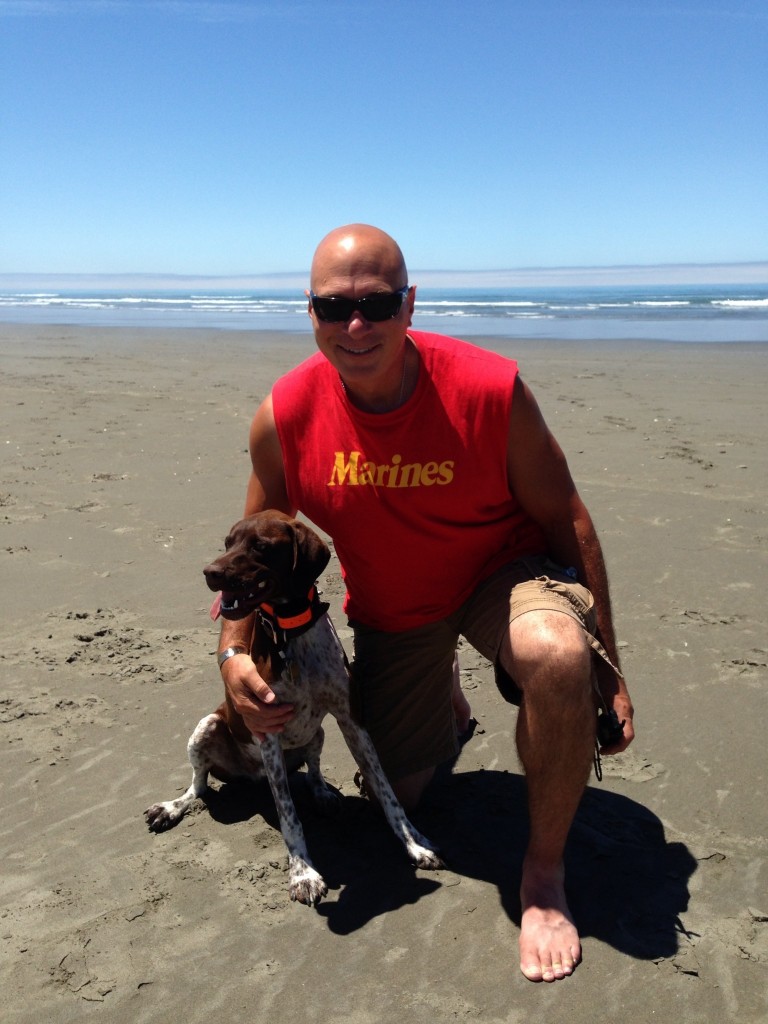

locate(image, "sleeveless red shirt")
(271, 330), (546, 631)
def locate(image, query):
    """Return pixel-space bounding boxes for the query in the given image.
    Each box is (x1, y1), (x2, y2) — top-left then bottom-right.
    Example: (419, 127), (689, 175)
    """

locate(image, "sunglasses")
(309, 285), (410, 324)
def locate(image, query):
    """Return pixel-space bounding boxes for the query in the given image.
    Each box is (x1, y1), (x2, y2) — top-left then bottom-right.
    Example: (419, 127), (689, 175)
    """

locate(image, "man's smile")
(338, 343), (378, 355)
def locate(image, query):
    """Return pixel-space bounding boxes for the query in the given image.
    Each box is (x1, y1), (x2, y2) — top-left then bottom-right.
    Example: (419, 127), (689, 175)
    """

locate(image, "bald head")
(310, 224), (408, 294)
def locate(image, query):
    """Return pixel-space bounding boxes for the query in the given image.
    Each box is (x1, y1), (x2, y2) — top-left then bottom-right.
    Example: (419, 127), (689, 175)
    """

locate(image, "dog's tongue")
(209, 592), (222, 621)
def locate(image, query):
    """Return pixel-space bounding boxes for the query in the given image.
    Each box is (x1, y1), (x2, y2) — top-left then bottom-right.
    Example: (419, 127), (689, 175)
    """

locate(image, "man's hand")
(220, 654), (294, 742)
(599, 689), (635, 755)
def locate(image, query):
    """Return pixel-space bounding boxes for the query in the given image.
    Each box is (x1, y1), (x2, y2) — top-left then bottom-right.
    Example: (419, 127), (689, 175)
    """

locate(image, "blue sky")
(1, 0), (766, 279)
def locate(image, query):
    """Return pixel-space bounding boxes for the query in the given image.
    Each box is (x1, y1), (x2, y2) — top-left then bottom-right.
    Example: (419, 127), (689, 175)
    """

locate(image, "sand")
(1, 322), (767, 1023)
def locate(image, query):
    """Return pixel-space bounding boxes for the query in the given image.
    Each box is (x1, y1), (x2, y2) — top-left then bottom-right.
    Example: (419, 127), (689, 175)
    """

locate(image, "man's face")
(306, 234), (415, 392)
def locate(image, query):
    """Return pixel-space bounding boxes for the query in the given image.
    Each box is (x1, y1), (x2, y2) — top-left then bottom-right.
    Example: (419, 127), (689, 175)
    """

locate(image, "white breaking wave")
(425, 300), (540, 308)
(632, 301), (691, 307)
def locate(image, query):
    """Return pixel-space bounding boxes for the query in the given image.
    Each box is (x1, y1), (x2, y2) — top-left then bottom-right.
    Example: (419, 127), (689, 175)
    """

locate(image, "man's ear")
(406, 284), (416, 327)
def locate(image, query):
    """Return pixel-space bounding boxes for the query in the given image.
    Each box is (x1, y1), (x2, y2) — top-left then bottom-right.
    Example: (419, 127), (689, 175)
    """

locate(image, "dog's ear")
(288, 519), (331, 593)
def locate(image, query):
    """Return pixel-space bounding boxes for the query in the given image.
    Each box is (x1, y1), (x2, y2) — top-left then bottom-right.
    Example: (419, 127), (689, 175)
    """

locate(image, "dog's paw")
(288, 861), (328, 906)
(144, 801), (183, 832)
(408, 842), (444, 871)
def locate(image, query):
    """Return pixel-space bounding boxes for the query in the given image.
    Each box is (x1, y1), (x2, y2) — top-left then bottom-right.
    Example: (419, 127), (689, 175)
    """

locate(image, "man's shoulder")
(271, 352), (333, 429)
(411, 329), (478, 353)
(412, 330), (519, 380)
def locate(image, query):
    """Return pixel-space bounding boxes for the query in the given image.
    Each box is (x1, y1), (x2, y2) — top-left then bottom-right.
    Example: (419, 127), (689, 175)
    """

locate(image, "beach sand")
(2, 323), (767, 1022)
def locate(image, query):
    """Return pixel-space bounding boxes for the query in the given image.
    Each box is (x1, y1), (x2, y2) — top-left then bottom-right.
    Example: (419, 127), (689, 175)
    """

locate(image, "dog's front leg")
(259, 734), (328, 906)
(145, 713), (218, 831)
(335, 716), (443, 870)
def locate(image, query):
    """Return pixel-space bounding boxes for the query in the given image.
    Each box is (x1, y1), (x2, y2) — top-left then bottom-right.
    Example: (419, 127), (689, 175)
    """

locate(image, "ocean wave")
(1, 284), (766, 340)
(595, 301), (690, 309)
(190, 296), (305, 306)
(424, 300), (541, 308)
(0, 294), (306, 312)
(424, 308), (553, 319)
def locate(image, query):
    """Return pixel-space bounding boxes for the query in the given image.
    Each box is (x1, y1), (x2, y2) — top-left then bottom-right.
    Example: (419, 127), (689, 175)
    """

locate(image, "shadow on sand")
(201, 749), (696, 963)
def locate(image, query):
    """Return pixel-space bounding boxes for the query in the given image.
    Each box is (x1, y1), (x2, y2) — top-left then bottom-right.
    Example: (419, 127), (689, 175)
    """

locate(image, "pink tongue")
(210, 593), (222, 621)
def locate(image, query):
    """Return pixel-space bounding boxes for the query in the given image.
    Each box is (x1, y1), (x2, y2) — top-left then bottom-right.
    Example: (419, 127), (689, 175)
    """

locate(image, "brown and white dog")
(144, 510), (442, 905)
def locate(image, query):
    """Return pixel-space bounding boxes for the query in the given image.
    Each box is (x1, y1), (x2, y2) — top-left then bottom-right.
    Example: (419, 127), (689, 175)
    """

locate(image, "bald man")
(217, 224), (635, 983)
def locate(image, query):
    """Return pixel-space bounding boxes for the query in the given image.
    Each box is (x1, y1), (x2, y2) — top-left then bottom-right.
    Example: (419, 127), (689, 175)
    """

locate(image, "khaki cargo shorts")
(349, 555), (609, 781)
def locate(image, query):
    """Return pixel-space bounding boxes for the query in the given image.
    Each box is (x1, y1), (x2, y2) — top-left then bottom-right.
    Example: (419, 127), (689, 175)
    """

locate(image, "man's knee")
(501, 612), (592, 693)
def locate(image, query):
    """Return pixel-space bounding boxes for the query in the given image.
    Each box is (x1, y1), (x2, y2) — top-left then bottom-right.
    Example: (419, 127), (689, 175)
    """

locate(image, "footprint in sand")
(598, 750), (666, 783)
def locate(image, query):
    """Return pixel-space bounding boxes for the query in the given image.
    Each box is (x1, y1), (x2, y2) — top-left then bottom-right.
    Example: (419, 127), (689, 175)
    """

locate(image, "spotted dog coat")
(144, 510), (441, 906)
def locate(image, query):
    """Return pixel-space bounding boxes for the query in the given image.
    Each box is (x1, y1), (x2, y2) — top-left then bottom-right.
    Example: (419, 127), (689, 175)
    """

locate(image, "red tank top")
(272, 330), (546, 630)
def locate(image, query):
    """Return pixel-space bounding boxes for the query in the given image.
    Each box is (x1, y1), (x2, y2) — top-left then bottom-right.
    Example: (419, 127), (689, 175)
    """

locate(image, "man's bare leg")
(500, 611), (595, 982)
(391, 766), (436, 812)
(451, 652), (473, 734)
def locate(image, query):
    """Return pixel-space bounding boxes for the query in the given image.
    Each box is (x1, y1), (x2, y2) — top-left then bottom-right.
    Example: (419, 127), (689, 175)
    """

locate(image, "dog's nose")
(203, 564), (224, 588)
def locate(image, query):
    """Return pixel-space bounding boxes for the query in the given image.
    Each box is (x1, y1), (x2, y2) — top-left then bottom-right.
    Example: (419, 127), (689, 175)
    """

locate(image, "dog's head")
(203, 510), (331, 620)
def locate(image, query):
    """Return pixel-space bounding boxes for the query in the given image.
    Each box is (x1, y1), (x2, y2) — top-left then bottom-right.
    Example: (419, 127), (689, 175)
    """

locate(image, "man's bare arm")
(217, 394), (298, 739)
(506, 376), (635, 752)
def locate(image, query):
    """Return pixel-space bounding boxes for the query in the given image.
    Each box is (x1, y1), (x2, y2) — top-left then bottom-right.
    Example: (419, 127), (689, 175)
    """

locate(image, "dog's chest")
(269, 618), (349, 747)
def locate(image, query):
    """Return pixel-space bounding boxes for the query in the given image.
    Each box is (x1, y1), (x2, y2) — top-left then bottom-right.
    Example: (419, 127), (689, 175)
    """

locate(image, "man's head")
(306, 224), (416, 404)
(309, 223), (409, 299)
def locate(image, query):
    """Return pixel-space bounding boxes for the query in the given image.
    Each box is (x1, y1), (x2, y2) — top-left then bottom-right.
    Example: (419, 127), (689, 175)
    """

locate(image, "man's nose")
(345, 308), (371, 332)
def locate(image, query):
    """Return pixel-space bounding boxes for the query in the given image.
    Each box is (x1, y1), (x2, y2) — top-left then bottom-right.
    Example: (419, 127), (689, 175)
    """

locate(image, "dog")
(144, 509), (442, 905)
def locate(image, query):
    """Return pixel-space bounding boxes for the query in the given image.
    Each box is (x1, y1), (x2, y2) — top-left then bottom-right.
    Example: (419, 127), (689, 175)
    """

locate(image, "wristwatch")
(217, 645), (249, 668)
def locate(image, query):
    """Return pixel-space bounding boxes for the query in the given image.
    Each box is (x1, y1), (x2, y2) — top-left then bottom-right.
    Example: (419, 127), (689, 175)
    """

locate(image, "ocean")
(1, 283), (767, 342)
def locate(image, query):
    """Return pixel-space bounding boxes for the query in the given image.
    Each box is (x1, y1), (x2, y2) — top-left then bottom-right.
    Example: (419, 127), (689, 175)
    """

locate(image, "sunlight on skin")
(519, 865), (581, 983)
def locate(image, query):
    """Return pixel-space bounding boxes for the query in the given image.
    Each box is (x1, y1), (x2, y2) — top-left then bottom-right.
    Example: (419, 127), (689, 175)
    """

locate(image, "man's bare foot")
(519, 862), (581, 982)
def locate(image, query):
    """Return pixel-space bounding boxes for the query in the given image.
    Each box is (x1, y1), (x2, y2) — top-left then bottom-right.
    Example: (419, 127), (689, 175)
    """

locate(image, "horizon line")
(1, 260), (766, 290)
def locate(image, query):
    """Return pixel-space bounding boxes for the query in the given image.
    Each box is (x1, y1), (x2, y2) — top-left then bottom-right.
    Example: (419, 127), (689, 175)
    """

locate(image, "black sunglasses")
(309, 285), (410, 324)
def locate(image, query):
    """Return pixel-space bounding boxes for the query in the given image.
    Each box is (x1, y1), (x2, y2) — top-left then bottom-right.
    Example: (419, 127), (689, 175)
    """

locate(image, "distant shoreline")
(1, 260), (767, 291)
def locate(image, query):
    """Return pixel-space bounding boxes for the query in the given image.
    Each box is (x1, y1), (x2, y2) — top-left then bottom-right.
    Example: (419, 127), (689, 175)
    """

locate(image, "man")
(217, 224), (635, 983)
